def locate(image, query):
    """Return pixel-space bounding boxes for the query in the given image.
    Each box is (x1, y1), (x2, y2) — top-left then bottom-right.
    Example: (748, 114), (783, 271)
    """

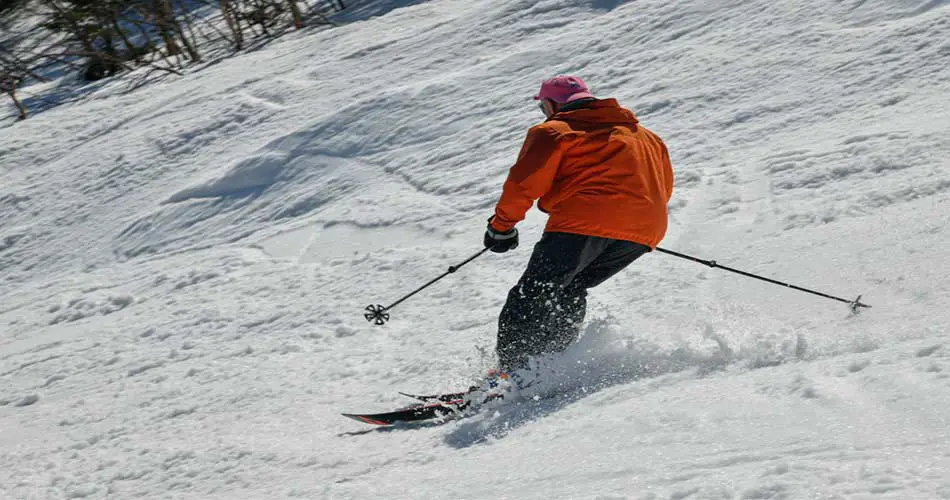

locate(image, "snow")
(2, 0), (949, 498)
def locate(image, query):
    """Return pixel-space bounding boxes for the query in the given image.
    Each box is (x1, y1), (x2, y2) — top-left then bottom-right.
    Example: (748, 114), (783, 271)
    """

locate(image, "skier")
(484, 75), (674, 373)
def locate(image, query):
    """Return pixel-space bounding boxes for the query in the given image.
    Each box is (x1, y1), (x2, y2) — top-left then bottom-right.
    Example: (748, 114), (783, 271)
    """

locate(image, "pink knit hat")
(533, 75), (595, 103)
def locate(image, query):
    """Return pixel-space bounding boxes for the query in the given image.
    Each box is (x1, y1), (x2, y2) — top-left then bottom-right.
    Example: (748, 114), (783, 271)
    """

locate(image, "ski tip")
(341, 413), (393, 426)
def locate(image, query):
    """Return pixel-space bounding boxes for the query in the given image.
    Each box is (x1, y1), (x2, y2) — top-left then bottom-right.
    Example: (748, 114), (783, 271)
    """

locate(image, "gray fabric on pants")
(496, 232), (650, 370)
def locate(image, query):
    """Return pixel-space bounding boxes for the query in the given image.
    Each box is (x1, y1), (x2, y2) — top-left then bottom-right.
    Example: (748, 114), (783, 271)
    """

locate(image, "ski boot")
(465, 368), (534, 407)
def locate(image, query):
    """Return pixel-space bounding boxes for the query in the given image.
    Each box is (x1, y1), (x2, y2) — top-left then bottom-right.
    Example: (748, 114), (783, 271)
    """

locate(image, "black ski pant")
(496, 232), (651, 371)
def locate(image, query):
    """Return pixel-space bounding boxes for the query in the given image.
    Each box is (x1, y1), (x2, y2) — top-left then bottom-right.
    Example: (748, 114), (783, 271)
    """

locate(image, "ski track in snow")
(2, 0), (949, 498)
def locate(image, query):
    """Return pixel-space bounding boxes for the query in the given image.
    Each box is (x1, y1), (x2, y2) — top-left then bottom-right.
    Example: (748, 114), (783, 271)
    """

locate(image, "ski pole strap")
(365, 247), (492, 325)
(654, 247), (871, 311)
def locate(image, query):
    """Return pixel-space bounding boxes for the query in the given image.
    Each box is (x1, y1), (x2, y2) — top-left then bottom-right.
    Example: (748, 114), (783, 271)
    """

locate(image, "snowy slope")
(2, 0), (950, 498)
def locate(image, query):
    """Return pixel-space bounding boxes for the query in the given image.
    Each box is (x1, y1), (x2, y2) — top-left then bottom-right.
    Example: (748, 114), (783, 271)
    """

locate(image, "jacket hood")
(552, 98), (639, 130)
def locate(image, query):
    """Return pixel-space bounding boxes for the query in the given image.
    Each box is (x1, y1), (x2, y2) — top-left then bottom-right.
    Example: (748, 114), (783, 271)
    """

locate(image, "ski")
(342, 398), (469, 426)
(344, 372), (526, 426)
(343, 391), (507, 426)
(398, 389), (474, 403)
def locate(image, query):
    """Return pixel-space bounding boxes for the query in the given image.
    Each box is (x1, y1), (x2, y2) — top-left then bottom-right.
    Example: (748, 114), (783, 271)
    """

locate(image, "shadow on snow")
(331, 0), (430, 22)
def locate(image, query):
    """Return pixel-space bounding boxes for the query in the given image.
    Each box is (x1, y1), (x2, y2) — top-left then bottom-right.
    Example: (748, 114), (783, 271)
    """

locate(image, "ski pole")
(365, 247), (492, 325)
(654, 247), (871, 312)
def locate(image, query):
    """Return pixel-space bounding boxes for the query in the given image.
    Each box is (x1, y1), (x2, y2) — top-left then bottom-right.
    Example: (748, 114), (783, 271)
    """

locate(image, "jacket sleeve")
(661, 140), (674, 200)
(491, 125), (563, 232)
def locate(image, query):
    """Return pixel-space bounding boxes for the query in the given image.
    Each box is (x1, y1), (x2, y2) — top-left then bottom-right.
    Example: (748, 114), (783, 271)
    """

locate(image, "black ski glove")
(484, 217), (519, 253)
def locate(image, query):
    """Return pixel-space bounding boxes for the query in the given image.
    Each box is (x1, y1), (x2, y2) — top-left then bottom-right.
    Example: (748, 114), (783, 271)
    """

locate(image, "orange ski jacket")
(491, 98), (674, 248)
